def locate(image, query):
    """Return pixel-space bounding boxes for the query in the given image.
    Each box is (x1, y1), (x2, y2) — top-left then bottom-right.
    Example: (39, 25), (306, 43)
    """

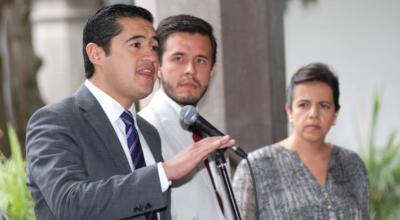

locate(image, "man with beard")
(139, 15), (234, 220)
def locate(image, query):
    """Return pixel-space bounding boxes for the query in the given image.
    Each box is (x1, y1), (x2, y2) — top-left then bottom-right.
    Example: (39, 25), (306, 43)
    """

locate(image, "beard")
(161, 78), (208, 106)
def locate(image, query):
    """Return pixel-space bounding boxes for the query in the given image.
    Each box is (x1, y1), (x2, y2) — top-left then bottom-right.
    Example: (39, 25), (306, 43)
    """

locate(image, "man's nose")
(142, 47), (159, 64)
(184, 61), (196, 76)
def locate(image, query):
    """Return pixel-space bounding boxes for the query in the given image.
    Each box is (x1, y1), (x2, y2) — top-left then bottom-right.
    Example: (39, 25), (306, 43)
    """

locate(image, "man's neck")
(88, 78), (134, 110)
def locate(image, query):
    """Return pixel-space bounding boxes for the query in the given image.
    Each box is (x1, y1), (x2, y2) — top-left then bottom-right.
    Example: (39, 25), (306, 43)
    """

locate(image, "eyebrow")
(170, 52), (209, 60)
(319, 100), (333, 105)
(296, 99), (310, 103)
(171, 52), (184, 56)
(196, 54), (210, 60)
(125, 35), (158, 43)
(296, 99), (332, 104)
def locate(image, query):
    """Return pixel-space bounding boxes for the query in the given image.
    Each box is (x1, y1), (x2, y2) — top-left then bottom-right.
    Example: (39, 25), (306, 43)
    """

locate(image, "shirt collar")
(85, 80), (136, 123)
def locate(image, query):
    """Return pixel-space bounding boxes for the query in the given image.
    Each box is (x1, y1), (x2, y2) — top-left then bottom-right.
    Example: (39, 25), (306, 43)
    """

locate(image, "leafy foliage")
(361, 93), (400, 220)
(0, 124), (35, 220)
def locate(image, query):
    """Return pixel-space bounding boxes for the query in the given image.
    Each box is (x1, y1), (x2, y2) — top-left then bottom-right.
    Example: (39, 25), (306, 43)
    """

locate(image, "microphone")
(180, 105), (247, 158)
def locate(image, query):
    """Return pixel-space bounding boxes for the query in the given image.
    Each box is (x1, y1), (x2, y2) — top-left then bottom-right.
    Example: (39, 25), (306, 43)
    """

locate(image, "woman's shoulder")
(332, 145), (367, 174)
(247, 143), (285, 161)
(333, 145), (363, 162)
(249, 144), (280, 156)
(235, 143), (286, 179)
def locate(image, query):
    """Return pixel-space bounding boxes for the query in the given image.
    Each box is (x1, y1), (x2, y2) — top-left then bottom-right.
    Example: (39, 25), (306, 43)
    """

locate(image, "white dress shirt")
(84, 80), (170, 192)
(160, 88), (183, 116)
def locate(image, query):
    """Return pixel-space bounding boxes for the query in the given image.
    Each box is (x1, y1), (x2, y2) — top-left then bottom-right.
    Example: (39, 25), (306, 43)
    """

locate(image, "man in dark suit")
(25, 4), (235, 220)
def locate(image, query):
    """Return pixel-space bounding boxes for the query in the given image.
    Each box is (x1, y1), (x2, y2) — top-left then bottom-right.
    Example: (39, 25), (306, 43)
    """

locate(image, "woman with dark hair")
(233, 63), (369, 219)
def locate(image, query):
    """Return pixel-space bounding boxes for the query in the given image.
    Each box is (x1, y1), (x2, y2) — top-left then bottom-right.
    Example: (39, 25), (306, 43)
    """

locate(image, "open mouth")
(137, 66), (155, 79)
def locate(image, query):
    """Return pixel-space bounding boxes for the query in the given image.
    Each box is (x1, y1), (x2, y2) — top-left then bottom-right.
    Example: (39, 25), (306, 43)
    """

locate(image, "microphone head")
(180, 105), (198, 126)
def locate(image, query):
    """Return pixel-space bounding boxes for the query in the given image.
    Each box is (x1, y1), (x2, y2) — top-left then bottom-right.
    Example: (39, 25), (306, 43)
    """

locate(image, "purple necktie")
(120, 111), (157, 220)
(120, 111), (146, 169)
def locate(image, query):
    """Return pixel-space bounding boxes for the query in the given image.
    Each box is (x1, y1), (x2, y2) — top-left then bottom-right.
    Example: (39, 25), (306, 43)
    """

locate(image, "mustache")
(177, 78), (202, 88)
(137, 61), (156, 72)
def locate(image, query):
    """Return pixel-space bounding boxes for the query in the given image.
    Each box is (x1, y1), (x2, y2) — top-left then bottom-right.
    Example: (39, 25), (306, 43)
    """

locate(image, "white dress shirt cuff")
(157, 162), (171, 192)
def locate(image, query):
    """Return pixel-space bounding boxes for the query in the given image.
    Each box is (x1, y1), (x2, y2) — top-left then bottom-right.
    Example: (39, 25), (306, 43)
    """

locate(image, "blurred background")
(0, 0), (399, 219)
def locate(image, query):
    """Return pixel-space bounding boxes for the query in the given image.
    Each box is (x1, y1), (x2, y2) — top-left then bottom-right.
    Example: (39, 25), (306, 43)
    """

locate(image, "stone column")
(31, 0), (101, 104)
(220, 0), (287, 154)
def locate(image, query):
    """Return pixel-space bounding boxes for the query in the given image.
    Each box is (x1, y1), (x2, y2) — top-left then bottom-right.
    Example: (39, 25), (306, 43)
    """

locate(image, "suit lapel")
(158, 109), (224, 208)
(149, 94), (192, 156)
(75, 85), (131, 173)
(137, 115), (162, 162)
(149, 92), (217, 191)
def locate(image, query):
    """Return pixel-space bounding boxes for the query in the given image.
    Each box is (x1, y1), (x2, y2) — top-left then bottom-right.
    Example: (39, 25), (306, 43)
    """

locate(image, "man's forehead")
(164, 33), (211, 54)
(116, 17), (155, 30)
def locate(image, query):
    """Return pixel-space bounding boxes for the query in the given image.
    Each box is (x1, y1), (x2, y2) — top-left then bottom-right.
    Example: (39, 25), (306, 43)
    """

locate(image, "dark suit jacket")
(26, 85), (171, 220)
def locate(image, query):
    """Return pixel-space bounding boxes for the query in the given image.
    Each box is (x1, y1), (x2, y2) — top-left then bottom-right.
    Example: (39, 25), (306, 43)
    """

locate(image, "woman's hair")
(287, 62), (340, 111)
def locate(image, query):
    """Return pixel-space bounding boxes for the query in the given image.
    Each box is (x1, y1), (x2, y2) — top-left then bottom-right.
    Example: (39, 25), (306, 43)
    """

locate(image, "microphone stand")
(182, 111), (244, 219)
(215, 149), (242, 220)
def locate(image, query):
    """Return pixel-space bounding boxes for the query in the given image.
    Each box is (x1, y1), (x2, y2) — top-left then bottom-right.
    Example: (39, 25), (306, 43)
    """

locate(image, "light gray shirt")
(233, 144), (369, 220)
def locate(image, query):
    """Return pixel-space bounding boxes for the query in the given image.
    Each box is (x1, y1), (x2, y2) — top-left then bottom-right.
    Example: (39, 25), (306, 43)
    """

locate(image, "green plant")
(361, 93), (400, 220)
(0, 124), (35, 220)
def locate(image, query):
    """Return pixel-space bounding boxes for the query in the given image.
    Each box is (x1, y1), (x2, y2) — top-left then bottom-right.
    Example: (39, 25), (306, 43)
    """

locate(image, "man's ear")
(210, 64), (216, 77)
(86, 43), (104, 66)
(157, 69), (162, 79)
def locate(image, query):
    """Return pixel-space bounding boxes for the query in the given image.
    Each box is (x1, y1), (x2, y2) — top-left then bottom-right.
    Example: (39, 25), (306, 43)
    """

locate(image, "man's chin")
(135, 87), (154, 100)
(173, 96), (200, 106)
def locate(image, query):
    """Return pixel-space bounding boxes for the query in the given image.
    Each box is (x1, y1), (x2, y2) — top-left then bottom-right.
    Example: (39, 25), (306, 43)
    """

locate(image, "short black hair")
(82, 4), (153, 78)
(287, 62), (341, 111)
(156, 14), (217, 65)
